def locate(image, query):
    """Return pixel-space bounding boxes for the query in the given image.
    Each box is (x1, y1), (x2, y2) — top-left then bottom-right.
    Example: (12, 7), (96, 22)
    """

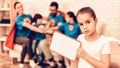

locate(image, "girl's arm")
(77, 47), (110, 68)
(44, 26), (59, 34)
(44, 24), (61, 34)
(22, 18), (44, 33)
(23, 22), (44, 33)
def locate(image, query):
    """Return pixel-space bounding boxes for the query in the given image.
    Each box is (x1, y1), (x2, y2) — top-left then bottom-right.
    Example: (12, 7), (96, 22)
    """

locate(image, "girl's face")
(77, 13), (97, 37)
(15, 3), (24, 15)
(65, 14), (70, 23)
(36, 19), (42, 25)
(65, 14), (73, 24)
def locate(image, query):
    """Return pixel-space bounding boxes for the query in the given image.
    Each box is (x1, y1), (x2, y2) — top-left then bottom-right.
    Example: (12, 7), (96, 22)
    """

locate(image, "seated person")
(31, 13), (47, 66)
(48, 1), (65, 27)
(13, 2), (45, 68)
(32, 13), (58, 67)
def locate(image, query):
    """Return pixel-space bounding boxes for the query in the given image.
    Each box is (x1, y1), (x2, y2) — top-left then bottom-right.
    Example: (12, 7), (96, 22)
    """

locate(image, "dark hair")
(50, 1), (59, 9)
(14, 2), (20, 9)
(33, 13), (43, 23)
(76, 7), (96, 20)
(67, 11), (77, 23)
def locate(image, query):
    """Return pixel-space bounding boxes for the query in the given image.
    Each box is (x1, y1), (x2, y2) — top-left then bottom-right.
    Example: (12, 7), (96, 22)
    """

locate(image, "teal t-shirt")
(33, 24), (46, 41)
(59, 23), (82, 39)
(15, 14), (32, 38)
(48, 13), (65, 26)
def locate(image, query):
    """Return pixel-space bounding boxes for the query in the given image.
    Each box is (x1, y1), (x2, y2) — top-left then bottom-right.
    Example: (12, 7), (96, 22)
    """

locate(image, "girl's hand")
(48, 37), (52, 44)
(57, 22), (63, 26)
(77, 45), (88, 59)
(44, 29), (54, 34)
(39, 25), (45, 30)
(38, 25), (46, 33)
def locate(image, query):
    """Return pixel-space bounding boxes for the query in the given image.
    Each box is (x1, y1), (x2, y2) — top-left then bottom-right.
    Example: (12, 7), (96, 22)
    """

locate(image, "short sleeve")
(58, 23), (65, 33)
(27, 14), (32, 23)
(57, 14), (65, 23)
(101, 38), (110, 54)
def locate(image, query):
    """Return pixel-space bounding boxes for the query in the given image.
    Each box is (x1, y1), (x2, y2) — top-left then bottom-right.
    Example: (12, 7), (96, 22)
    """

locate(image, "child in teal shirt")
(32, 14), (48, 66)
(59, 11), (82, 39)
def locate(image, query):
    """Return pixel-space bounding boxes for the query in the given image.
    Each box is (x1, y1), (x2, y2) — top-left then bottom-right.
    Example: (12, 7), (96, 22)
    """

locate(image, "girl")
(74, 7), (110, 68)
(58, 11), (82, 39)
(14, 2), (44, 68)
(32, 14), (58, 67)
(32, 13), (46, 64)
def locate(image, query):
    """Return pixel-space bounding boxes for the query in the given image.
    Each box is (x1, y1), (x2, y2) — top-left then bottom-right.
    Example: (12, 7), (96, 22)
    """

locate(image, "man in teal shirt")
(48, 1), (65, 26)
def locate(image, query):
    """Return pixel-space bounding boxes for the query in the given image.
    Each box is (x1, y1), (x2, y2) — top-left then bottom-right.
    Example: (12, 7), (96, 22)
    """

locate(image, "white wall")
(18, 0), (120, 39)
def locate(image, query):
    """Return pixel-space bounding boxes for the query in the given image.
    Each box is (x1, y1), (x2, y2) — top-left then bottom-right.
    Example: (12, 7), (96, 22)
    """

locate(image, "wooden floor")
(0, 42), (120, 68)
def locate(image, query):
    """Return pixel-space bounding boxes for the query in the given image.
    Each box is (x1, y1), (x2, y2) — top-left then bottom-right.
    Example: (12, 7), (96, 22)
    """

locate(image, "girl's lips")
(84, 30), (89, 33)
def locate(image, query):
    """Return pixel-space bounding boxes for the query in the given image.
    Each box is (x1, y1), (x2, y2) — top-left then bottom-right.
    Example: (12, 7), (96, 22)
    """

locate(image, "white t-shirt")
(77, 34), (110, 68)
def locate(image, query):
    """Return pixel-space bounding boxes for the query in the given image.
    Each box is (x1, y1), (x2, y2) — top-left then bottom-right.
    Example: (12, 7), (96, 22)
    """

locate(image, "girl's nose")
(83, 24), (87, 29)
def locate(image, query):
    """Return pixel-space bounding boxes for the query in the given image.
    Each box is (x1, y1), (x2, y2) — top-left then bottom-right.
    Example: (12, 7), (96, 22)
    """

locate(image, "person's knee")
(39, 39), (48, 47)
(26, 39), (30, 45)
(21, 44), (27, 52)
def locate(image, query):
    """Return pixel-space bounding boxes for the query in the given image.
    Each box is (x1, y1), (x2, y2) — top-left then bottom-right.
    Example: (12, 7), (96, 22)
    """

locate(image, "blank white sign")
(50, 31), (80, 60)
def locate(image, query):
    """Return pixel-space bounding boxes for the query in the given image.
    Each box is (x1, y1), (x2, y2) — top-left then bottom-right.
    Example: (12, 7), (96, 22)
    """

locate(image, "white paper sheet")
(50, 31), (80, 60)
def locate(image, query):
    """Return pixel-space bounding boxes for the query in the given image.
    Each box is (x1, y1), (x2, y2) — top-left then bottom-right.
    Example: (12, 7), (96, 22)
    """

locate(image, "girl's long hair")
(67, 11), (78, 23)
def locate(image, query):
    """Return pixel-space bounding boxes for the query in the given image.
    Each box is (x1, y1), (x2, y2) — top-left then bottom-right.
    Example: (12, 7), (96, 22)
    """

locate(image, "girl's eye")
(86, 20), (90, 24)
(79, 23), (83, 26)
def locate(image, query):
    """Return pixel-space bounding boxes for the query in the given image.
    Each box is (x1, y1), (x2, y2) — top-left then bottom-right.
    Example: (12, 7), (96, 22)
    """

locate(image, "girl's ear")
(70, 17), (73, 21)
(95, 18), (98, 25)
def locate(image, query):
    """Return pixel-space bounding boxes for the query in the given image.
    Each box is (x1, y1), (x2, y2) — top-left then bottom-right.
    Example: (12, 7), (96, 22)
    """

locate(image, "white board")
(50, 31), (80, 60)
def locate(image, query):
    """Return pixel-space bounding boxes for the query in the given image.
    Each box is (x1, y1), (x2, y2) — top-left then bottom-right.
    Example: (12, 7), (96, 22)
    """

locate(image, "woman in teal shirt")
(14, 2), (44, 68)
(15, 14), (32, 38)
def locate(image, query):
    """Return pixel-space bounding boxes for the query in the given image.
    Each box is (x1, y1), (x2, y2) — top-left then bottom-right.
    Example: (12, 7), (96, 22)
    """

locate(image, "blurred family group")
(6, 1), (110, 68)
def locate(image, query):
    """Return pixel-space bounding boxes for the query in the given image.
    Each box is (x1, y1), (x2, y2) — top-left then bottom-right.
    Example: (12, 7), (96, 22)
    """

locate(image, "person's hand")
(49, 19), (55, 27)
(38, 25), (46, 33)
(39, 25), (45, 30)
(24, 18), (31, 24)
(31, 22), (36, 25)
(77, 45), (88, 59)
(48, 37), (52, 44)
(57, 22), (63, 26)
(44, 29), (54, 34)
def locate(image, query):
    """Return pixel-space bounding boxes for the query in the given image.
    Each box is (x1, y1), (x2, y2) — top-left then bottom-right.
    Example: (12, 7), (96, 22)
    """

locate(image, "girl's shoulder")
(25, 14), (31, 16)
(77, 34), (109, 43)
(98, 35), (110, 43)
(23, 14), (32, 18)
(19, 14), (32, 18)
(61, 22), (68, 25)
